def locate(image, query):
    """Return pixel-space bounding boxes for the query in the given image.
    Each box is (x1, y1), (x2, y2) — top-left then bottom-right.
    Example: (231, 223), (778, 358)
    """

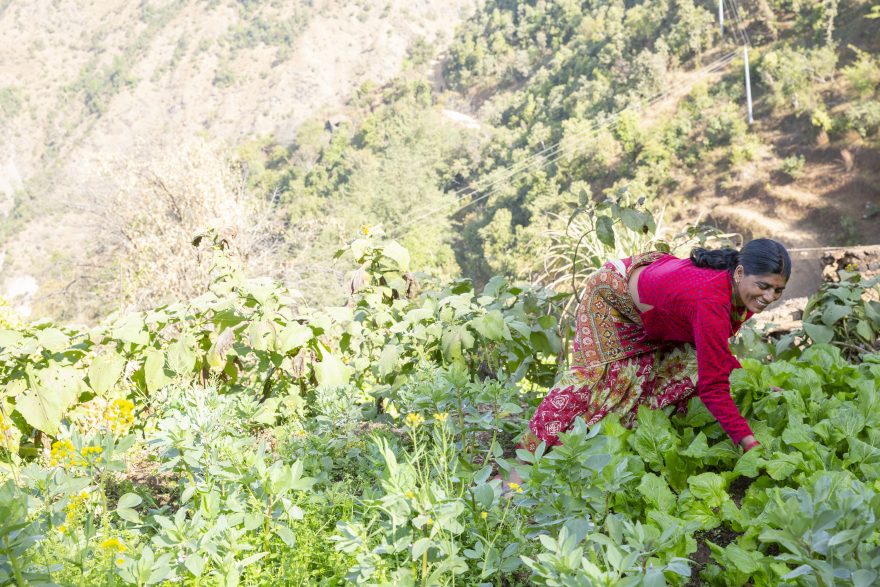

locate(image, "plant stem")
(3, 535), (27, 587)
(421, 549), (428, 587)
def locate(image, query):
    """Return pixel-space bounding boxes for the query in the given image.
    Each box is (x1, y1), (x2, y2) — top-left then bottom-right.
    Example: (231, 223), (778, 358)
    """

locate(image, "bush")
(729, 135), (762, 167)
(845, 101), (880, 138)
(0, 86), (22, 119)
(779, 154), (806, 179)
(843, 48), (880, 97)
(759, 46), (837, 114)
(810, 107), (833, 132)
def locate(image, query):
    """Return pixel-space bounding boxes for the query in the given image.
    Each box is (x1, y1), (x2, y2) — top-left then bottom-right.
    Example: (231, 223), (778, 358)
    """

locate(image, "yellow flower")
(82, 446), (103, 456)
(115, 557), (125, 565)
(426, 517), (433, 526)
(405, 491), (415, 499)
(361, 225), (371, 236)
(404, 413), (424, 428)
(480, 511), (488, 520)
(0, 410), (13, 438)
(60, 490), (90, 531)
(105, 398), (135, 435)
(508, 482), (524, 494)
(49, 439), (85, 467)
(433, 412), (449, 424)
(99, 537), (127, 552)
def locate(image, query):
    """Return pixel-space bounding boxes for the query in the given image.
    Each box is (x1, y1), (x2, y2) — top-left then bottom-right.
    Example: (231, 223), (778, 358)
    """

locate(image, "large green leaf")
(821, 303), (851, 326)
(246, 320), (276, 352)
(630, 407), (677, 470)
(144, 349), (172, 393)
(733, 448), (764, 478)
(167, 335), (197, 375)
(0, 329), (24, 348)
(242, 277), (277, 305)
(88, 351), (125, 395)
(618, 207), (655, 235)
(595, 216), (615, 247)
(111, 313), (150, 346)
(470, 310), (511, 341)
(377, 344), (402, 377)
(803, 322), (834, 344)
(35, 328), (69, 353)
(688, 472), (728, 508)
(856, 319), (875, 342)
(275, 323), (313, 354)
(765, 452), (802, 480)
(717, 542), (761, 574)
(441, 325), (475, 362)
(314, 345), (352, 388)
(16, 365), (83, 435)
(382, 241), (411, 271)
(637, 473), (676, 511)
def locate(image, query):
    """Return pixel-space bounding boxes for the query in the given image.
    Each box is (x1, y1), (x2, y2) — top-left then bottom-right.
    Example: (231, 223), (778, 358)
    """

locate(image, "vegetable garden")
(1, 228), (879, 586)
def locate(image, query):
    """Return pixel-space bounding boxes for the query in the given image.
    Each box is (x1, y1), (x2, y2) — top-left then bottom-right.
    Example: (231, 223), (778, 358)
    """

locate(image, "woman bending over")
(520, 238), (790, 457)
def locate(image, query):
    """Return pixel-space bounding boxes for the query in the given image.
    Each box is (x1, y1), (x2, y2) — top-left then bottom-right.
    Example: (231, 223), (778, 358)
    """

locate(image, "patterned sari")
(522, 252), (699, 452)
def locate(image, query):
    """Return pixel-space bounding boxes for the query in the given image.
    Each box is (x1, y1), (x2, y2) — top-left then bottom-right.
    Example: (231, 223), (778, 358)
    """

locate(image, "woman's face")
(733, 267), (787, 313)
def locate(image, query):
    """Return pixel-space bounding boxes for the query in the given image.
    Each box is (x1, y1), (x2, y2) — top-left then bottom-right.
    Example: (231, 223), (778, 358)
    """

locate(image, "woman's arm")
(739, 434), (759, 451)
(693, 302), (755, 447)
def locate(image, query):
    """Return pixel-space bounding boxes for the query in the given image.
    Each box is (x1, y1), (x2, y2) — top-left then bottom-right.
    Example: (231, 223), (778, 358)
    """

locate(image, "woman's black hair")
(690, 238), (791, 279)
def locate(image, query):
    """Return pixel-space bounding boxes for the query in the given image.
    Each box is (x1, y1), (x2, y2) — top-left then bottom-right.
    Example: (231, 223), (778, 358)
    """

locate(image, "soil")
(112, 449), (179, 508)
(687, 525), (743, 587)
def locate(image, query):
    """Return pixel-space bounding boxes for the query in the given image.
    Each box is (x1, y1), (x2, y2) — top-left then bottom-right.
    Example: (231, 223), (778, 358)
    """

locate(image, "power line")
(727, 0), (752, 46)
(391, 49), (739, 237)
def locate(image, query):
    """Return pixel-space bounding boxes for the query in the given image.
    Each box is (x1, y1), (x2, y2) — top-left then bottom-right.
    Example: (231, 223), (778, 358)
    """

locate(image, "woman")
(521, 238), (790, 456)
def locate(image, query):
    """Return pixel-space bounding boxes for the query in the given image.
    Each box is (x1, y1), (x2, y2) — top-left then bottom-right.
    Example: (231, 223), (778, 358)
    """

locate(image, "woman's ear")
(734, 265), (745, 284)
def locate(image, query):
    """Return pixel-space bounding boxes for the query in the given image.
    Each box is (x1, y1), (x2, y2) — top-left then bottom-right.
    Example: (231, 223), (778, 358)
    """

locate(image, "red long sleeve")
(692, 302), (754, 445)
(637, 255), (754, 445)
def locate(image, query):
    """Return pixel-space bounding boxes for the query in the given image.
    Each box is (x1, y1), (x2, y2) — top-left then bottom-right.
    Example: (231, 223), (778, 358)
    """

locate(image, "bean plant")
(0, 232), (878, 586)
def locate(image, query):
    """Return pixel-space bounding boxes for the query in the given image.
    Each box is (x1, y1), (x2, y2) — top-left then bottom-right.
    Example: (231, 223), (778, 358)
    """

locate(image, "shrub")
(810, 107), (833, 132)
(729, 135), (762, 167)
(842, 48), (880, 97)
(779, 154), (806, 179)
(845, 101), (880, 138)
(760, 47), (837, 114)
(0, 86), (22, 119)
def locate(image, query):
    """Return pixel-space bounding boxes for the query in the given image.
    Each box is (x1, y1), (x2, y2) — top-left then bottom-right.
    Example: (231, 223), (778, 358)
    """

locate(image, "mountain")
(0, 0), (475, 319)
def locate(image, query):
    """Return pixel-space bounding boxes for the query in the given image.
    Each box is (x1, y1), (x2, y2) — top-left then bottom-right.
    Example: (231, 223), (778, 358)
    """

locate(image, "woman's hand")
(739, 435), (760, 452)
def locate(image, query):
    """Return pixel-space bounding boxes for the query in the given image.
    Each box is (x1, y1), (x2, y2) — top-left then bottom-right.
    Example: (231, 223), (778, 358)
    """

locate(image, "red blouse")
(637, 254), (754, 445)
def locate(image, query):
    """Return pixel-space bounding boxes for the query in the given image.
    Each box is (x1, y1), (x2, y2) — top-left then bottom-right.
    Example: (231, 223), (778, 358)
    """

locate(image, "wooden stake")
(719, 0), (724, 35)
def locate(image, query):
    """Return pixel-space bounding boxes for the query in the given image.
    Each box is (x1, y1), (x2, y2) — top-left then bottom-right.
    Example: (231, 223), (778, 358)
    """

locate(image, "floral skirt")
(522, 253), (699, 452)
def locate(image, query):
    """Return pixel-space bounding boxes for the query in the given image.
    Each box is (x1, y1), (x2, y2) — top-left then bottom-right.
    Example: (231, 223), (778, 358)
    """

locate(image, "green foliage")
(68, 56), (138, 116)
(0, 86), (22, 120)
(844, 100), (880, 138)
(759, 46), (837, 115)
(780, 154), (806, 179)
(800, 271), (880, 355)
(1, 231), (879, 585)
(66, 0), (187, 116)
(843, 48), (880, 98)
(226, 3), (311, 53)
(213, 65), (236, 88)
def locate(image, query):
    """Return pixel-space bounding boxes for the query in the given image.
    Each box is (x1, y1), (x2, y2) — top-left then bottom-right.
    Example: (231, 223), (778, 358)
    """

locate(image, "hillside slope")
(0, 0), (475, 317)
